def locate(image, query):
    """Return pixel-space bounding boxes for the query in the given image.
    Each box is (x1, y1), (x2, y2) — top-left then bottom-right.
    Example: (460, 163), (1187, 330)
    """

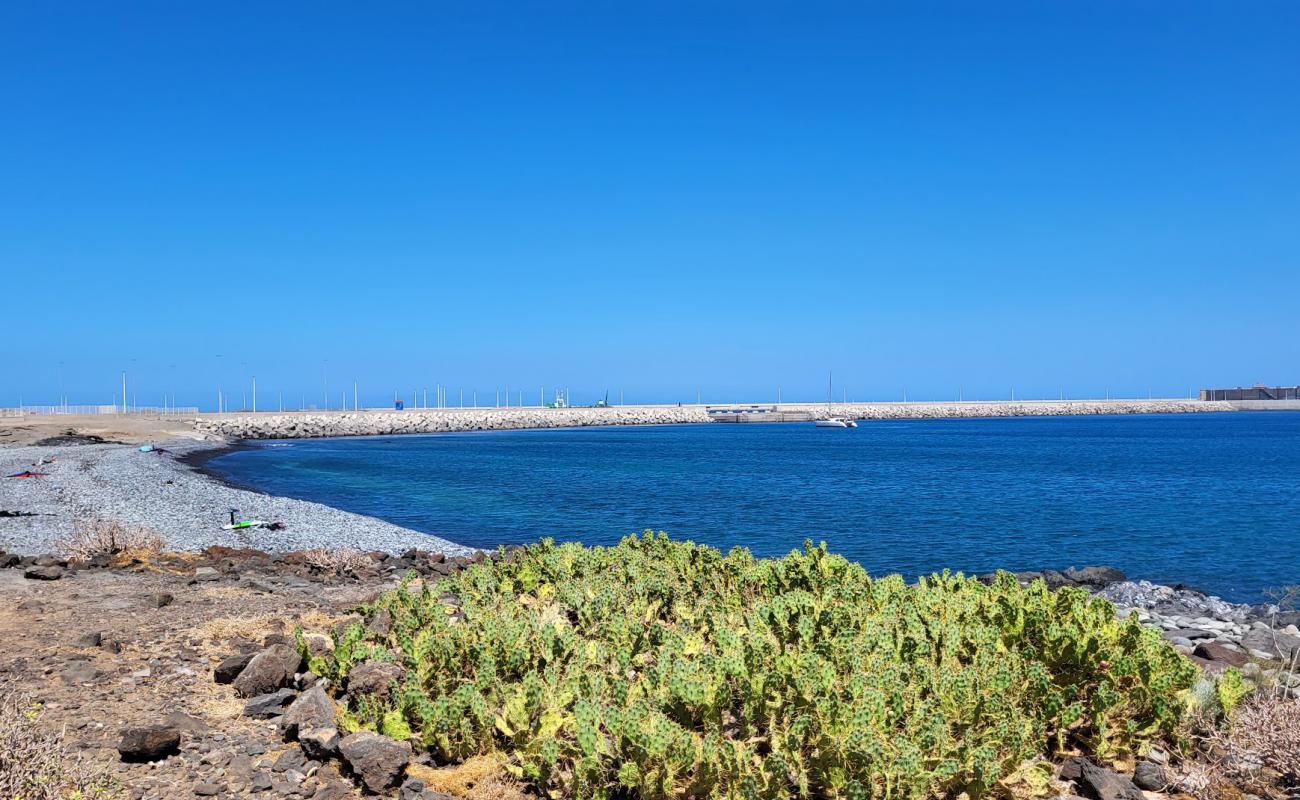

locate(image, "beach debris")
(6, 470), (50, 478)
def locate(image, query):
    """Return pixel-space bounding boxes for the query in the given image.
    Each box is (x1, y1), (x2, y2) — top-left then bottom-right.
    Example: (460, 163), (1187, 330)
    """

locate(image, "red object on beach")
(5, 471), (49, 478)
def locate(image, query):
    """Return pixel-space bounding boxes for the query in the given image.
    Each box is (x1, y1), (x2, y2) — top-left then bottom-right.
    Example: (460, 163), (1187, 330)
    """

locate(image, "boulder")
(273, 746), (307, 773)
(118, 724), (181, 762)
(347, 660), (405, 701)
(74, 631), (102, 648)
(32, 554), (68, 568)
(1242, 627), (1300, 661)
(301, 632), (334, 661)
(1193, 641), (1249, 668)
(1132, 761), (1166, 791)
(299, 726), (341, 761)
(193, 566), (220, 582)
(1062, 566), (1126, 587)
(214, 651), (256, 684)
(281, 684), (335, 739)
(24, 565), (64, 580)
(0, 553), (21, 568)
(243, 688), (298, 718)
(1078, 759), (1144, 800)
(338, 730), (411, 792)
(232, 644), (303, 697)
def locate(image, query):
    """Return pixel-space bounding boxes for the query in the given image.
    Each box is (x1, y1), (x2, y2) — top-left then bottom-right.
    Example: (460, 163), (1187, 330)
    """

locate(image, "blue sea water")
(207, 412), (1300, 603)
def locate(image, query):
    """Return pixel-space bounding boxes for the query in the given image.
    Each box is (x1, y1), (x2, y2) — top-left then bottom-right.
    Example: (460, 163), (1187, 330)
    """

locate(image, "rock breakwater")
(195, 405), (714, 440)
(193, 399), (1231, 441)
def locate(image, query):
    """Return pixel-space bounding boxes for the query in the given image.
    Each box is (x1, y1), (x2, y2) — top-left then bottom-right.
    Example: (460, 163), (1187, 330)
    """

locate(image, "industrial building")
(1200, 385), (1300, 401)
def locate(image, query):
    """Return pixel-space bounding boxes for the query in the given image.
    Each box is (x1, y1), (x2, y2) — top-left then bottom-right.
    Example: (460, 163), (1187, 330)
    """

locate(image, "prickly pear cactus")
(304, 532), (1197, 799)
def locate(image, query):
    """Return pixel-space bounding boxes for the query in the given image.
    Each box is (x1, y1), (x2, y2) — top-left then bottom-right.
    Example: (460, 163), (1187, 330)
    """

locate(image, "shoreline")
(0, 438), (475, 557)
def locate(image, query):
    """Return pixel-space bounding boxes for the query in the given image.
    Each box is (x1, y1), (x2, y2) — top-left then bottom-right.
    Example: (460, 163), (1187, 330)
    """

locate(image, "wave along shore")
(195, 398), (1232, 440)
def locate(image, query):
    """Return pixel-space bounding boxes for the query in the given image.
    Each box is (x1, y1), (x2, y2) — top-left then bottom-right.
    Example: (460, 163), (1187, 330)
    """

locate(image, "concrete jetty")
(193, 398), (1234, 441)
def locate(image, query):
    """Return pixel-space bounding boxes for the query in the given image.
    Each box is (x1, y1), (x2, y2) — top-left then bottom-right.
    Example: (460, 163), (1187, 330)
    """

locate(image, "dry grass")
(301, 547), (372, 577)
(0, 683), (120, 799)
(406, 755), (530, 800)
(56, 517), (164, 563)
(199, 614), (284, 645)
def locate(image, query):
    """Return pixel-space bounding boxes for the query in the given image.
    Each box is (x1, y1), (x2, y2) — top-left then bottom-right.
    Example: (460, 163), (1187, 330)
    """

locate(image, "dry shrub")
(57, 517), (164, 562)
(301, 547), (371, 577)
(406, 755), (529, 800)
(0, 683), (119, 799)
(1214, 694), (1300, 785)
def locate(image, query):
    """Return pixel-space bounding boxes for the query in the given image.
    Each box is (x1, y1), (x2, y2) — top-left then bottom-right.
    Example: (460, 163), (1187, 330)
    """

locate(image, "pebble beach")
(0, 440), (472, 556)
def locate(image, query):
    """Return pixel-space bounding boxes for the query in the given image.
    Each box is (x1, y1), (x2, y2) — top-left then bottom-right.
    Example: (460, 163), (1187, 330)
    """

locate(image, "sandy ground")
(0, 413), (208, 447)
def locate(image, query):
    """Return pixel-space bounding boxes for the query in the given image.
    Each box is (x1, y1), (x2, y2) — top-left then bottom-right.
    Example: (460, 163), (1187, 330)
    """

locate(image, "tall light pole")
(323, 360), (329, 411)
(354, 380), (359, 412)
(251, 376), (257, 413)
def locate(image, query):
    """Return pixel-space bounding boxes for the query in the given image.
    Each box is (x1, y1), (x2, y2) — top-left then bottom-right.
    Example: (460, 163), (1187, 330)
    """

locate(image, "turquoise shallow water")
(208, 411), (1300, 603)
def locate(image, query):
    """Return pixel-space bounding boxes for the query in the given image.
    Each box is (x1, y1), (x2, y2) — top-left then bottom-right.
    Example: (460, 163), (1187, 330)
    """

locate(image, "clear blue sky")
(2, 2), (1297, 409)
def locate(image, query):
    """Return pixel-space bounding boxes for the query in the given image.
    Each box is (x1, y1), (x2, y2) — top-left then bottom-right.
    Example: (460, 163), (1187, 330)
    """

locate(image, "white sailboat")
(814, 371), (857, 427)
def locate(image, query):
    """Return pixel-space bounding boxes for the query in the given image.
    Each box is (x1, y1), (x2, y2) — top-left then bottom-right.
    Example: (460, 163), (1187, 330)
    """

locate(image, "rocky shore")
(0, 440), (471, 556)
(193, 399), (1230, 440)
(998, 567), (1300, 687)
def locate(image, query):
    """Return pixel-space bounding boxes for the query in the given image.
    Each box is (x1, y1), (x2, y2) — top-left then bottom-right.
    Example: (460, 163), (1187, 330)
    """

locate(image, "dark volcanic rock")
(299, 726), (341, 761)
(24, 565), (65, 580)
(339, 731), (411, 792)
(1078, 759), (1144, 800)
(1194, 641), (1249, 667)
(347, 660), (405, 701)
(243, 688), (298, 718)
(118, 724), (181, 762)
(214, 651), (256, 684)
(281, 684), (335, 739)
(273, 746), (307, 773)
(1063, 566), (1126, 587)
(1133, 761), (1167, 791)
(232, 643), (302, 697)
(32, 554), (68, 568)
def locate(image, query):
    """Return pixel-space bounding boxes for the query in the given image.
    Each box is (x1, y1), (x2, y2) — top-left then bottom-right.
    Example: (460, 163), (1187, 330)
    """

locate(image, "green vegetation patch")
(306, 533), (1197, 799)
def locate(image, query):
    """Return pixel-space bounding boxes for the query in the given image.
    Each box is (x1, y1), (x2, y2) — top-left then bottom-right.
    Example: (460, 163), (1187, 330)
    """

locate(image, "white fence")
(0, 405), (199, 417)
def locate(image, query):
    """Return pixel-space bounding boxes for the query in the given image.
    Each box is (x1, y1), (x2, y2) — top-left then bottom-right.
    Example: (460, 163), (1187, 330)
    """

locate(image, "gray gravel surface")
(0, 440), (473, 556)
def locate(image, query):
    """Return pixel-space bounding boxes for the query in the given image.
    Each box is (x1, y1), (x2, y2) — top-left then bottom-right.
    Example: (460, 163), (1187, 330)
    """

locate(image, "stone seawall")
(818, 398), (1233, 421)
(192, 399), (1232, 441)
(194, 405), (715, 440)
